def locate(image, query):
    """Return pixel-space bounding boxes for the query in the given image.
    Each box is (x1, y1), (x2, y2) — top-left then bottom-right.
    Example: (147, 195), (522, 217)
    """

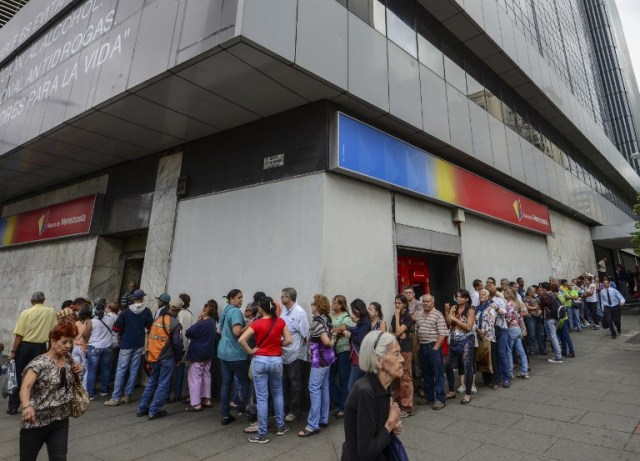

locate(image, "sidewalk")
(2, 312), (640, 460)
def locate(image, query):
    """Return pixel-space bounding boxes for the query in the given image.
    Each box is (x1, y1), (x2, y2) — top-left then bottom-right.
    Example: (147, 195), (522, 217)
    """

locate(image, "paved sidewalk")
(2, 313), (640, 460)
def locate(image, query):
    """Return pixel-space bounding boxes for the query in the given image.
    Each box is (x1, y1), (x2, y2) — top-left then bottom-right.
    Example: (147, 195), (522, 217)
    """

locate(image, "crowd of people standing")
(4, 270), (629, 459)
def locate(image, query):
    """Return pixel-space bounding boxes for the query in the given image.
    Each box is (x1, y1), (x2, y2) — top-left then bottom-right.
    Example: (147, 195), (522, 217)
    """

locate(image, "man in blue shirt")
(600, 277), (625, 339)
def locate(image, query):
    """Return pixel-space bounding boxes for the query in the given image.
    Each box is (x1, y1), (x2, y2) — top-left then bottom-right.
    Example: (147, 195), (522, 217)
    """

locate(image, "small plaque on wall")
(263, 154), (285, 169)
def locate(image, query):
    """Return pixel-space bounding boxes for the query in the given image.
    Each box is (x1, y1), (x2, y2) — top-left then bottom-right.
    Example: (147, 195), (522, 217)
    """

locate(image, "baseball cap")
(169, 298), (184, 310)
(156, 293), (171, 303)
(133, 289), (146, 299)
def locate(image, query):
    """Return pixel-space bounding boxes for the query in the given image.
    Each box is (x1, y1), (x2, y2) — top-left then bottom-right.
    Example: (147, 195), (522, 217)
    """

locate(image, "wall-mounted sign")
(0, 194), (98, 248)
(333, 113), (552, 234)
(263, 154), (284, 169)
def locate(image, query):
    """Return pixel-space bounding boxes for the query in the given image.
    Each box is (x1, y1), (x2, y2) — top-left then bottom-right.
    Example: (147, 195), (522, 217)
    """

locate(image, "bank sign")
(0, 195), (97, 248)
(334, 113), (552, 234)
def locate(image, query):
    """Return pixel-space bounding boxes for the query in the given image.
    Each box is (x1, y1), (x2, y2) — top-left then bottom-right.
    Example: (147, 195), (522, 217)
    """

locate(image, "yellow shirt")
(13, 304), (57, 343)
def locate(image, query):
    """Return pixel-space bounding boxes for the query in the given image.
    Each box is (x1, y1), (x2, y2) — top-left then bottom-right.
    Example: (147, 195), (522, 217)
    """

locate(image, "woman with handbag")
(85, 304), (115, 399)
(329, 295), (353, 419)
(475, 290), (498, 389)
(18, 322), (83, 461)
(299, 294), (336, 437)
(503, 287), (529, 380)
(444, 290), (476, 404)
(238, 297), (292, 444)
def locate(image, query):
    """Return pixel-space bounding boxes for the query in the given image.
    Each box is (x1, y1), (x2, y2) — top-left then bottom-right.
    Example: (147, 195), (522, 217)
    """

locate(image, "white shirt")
(585, 283), (597, 302)
(178, 308), (194, 351)
(280, 302), (310, 364)
(89, 315), (115, 349)
(471, 290), (480, 308)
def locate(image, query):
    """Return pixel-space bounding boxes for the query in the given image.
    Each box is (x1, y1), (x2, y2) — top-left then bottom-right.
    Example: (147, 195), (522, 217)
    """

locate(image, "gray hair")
(30, 291), (45, 302)
(420, 294), (434, 303)
(479, 289), (489, 297)
(359, 331), (396, 374)
(281, 287), (297, 302)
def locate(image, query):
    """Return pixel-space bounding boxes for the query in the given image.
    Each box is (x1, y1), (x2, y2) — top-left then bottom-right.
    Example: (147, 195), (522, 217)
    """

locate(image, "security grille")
(0, 0), (29, 28)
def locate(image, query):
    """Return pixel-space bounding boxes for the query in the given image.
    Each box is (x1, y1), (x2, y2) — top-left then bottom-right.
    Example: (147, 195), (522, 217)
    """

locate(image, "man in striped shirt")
(414, 294), (448, 410)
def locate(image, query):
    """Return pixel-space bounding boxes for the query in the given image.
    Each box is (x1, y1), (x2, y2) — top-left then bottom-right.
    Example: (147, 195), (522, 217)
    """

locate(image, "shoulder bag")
(248, 319), (277, 378)
(67, 358), (90, 417)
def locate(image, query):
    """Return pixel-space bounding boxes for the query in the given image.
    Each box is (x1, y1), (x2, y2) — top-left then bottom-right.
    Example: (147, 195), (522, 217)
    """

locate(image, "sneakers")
(284, 413), (297, 422)
(593, 325), (600, 330)
(104, 399), (122, 406)
(122, 396), (131, 404)
(516, 373), (530, 379)
(567, 353), (576, 358)
(548, 358), (563, 363)
(503, 380), (511, 388)
(399, 409), (414, 418)
(248, 434), (270, 444)
(276, 424), (289, 436)
(456, 385), (465, 393)
(471, 386), (477, 394)
(432, 401), (445, 411)
(99, 392), (109, 397)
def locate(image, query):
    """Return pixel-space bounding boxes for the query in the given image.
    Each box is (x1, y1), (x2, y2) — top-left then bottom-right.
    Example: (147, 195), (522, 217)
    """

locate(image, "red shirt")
(252, 317), (286, 357)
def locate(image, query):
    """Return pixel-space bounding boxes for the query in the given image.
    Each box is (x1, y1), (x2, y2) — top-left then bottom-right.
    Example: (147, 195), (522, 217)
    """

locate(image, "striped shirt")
(414, 308), (448, 344)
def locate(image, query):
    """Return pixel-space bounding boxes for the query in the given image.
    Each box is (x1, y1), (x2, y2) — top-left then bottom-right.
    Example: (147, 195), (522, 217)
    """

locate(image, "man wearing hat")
(6, 292), (57, 415)
(105, 289), (153, 406)
(136, 298), (184, 420)
(154, 293), (171, 319)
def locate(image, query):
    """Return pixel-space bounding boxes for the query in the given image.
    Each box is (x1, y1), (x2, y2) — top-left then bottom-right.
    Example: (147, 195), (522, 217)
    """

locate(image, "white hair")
(359, 331), (396, 374)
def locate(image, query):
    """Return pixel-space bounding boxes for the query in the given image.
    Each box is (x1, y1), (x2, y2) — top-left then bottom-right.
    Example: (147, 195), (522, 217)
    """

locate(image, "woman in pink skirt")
(184, 300), (219, 411)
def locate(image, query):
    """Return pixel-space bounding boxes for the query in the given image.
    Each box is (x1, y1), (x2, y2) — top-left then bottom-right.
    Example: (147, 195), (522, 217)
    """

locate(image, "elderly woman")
(475, 289), (498, 389)
(19, 322), (81, 461)
(342, 331), (404, 461)
(299, 294), (336, 437)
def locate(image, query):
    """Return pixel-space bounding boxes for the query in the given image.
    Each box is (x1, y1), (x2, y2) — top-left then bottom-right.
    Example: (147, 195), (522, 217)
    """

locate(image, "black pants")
(586, 302), (600, 325)
(603, 306), (621, 336)
(20, 418), (69, 461)
(444, 338), (475, 396)
(283, 359), (303, 417)
(9, 342), (47, 411)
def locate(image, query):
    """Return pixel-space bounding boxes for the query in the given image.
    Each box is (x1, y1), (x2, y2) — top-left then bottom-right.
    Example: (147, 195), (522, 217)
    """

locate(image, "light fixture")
(630, 152), (640, 160)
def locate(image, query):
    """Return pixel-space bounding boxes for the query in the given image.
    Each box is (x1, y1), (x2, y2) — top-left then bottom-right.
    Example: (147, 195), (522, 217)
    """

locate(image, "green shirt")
(331, 312), (353, 354)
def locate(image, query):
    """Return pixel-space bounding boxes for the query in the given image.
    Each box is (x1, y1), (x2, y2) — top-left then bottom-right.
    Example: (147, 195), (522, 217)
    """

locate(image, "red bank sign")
(0, 195), (98, 248)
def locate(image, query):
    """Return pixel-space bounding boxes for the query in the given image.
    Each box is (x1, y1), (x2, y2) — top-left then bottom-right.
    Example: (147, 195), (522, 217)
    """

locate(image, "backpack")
(552, 295), (567, 320)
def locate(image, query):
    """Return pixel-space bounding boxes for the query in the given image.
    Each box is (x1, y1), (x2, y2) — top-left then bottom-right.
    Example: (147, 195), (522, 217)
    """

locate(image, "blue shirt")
(600, 287), (625, 308)
(217, 305), (247, 362)
(185, 318), (217, 362)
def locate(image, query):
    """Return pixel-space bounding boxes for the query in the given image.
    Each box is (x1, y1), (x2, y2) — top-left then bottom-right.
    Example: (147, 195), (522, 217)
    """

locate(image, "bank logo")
(37, 211), (49, 236)
(513, 199), (523, 222)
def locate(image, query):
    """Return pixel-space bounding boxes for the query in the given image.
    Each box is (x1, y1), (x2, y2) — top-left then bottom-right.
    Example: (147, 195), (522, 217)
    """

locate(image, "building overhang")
(591, 221), (637, 249)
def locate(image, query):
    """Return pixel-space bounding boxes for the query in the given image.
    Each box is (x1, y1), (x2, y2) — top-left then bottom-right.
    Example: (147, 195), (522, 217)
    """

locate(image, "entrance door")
(120, 253), (144, 298)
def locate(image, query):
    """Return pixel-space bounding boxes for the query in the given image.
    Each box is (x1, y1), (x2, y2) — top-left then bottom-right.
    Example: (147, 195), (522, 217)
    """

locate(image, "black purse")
(385, 433), (409, 461)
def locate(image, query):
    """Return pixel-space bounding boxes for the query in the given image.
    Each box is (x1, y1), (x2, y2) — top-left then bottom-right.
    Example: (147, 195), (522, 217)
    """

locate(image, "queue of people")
(4, 271), (627, 459)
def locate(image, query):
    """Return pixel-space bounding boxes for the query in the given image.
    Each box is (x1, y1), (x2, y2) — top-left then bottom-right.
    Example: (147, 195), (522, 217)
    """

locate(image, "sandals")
(298, 428), (320, 438)
(201, 400), (214, 408)
(334, 410), (344, 419)
(490, 384), (499, 390)
(185, 405), (203, 412)
(446, 392), (457, 400)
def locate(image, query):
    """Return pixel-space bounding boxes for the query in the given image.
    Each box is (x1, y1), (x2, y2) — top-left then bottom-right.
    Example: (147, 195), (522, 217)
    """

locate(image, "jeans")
(347, 364), (365, 392)
(112, 347), (144, 400)
(252, 356), (285, 437)
(507, 327), (528, 374)
(307, 366), (330, 430)
(9, 342), (46, 412)
(86, 346), (113, 397)
(496, 328), (511, 382)
(568, 306), (581, 331)
(329, 351), (350, 411)
(524, 316), (545, 354)
(419, 343), (445, 403)
(20, 418), (68, 461)
(138, 358), (174, 417)
(445, 337), (474, 395)
(220, 359), (249, 417)
(603, 306), (621, 336)
(544, 319), (562, 360)
(283, 359), (304, 417)
(72, 346), (87, 386)
(556, 321), (574, 356)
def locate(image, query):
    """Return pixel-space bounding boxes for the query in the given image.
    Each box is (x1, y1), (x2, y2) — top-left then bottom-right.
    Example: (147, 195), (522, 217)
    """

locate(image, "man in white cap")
(6, 292), (56, 415)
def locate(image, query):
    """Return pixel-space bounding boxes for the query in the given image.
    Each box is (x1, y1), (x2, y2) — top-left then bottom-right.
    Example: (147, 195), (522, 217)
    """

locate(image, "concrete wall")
(167, 174), (326, 314)
(394, 194), (458, 236)
(460, 214), (551, 286)
(0, 176), (109, 345)
(322, 174), (396, 319)
(546, 210), (597, 278)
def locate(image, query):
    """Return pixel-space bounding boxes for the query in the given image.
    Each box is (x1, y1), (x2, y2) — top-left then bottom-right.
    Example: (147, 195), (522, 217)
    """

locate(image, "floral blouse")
(22, 354), (73, 429)
(505, 301), (522, 328)
(475, 304), (497, 342)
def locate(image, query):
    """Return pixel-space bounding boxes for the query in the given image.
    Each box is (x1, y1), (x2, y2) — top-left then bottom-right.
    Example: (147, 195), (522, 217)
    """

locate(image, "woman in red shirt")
(239, 297), (292, 444)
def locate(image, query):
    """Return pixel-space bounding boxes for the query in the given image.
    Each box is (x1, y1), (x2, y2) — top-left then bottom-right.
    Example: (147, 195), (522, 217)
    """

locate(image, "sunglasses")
(59, 367), (67, 390)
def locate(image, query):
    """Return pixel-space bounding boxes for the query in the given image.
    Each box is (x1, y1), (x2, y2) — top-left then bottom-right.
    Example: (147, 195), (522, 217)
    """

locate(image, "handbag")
(518, 317), (527, 337)
(385, 432), (409, 461)
(1, 360), (18, 398)
(69, 367), (90, 418)
(474, 339), (493, 374)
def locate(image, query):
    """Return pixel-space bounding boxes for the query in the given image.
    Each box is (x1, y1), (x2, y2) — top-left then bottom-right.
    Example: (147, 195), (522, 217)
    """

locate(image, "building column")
(140, 152), (183, 306)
